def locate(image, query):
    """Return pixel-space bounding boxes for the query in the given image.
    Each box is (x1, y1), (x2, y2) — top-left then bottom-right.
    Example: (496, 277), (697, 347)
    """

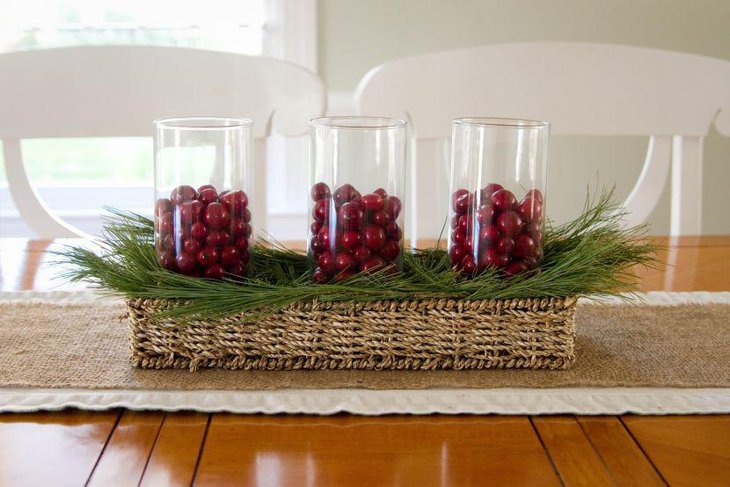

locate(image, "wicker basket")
(127, 296), (578, 371)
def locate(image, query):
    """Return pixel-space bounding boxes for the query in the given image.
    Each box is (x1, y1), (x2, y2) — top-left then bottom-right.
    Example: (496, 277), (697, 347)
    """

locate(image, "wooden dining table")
(1, 236), (729, 486)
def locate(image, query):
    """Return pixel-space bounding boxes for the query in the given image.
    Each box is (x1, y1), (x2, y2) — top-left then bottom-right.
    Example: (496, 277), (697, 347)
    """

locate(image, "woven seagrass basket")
(127, 296), (578, 371)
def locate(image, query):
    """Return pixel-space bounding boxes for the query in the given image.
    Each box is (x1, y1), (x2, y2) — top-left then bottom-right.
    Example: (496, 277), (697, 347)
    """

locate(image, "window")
(0, 0), (316, 239)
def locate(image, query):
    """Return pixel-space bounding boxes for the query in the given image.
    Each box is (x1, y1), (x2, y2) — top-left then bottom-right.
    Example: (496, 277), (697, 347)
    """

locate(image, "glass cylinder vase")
(154, 117), (253, 279)
(448, 117), (550, 276)
(308, 116), (407, 283)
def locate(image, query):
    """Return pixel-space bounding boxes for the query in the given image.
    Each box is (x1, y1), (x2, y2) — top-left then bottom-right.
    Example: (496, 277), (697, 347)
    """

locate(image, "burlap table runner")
(1, 295), (729, 390)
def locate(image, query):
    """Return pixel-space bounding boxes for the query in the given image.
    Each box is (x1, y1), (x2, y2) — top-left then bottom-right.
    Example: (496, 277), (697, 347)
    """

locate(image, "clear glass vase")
(308, 116), (407, 283)
(153, 117), (253, 279)
(448, 117), (550, 276)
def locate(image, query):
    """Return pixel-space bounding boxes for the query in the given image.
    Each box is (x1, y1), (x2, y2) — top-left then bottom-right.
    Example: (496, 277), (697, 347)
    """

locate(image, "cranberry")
(450, 244), (467, 266)
(158, 252), (176, 271)
(361, 256), (386, 272)
(333, 183), (360, 207)
(451, 189), (469, 213)
(310, 236), (325, 254)
(380, 240), (400, 261)
(371, 210), (391, 227)
(461, 255), (477, 274)
(196, 247), (220, 266)
(318, 226), (341, 250)
(479, 224), (500, 244)
(479, 247), (508, 269)
(386, 222), (403, 241)
(374, 188), (388, 198)
(170, 185), (197, 205)
(481, 183), (504, 200)
(204, 203), (230, 230)
(504, 261), (528, 276)
(490, 189), (517, 212)
(184, 269), (202, 278)
(241, 249), (251, 265)
(312, 198), (332, 223)
(525, 188), (544, 204)
(234, 236), (249, 253)
(477, 205), (495, 225)
(363, 225), (386, 251)
(220, 246), (240, 267)
(463, 238), (475, 255)
(360, 193), (383, 211)
(523, 255), (540, 269)
(175, 252), (197, 272)
(160, 234), (175, 251)
(190, 222), (207, 240)
(204, 264), (224, 279)
(312, 268), (330, 284)
(242, 223), (252, 238)
(183, 238), (201, 255)
(337, 201), (364, 229)
(155, 198), (172, 216)
(452, 227), (467, 245)
(242, 207), (252, 223)
(198, 187), (219, 206)
(179, 200), (203, 223)
(341, 230), (362, 251)
(205, 230), (229, 248)
(496, 237), (515, 255)
(383, 196), (402, 220)
(310, 221), (323, 236)
(496, 211), (523, 237)
(158, 213), (174, 234)
(318, 251), (337, 273)
(335, 251), (356, 271)
(229, 219), (246, 237)
(226, 261), (247, 277)
(311, 182), (331, 201)
(334, 269), (356, 282)
(353, 246), (371, 263)
(220, 190), (249, 214)
(516, 196), (543, 223)
(513, 234), (536, 258)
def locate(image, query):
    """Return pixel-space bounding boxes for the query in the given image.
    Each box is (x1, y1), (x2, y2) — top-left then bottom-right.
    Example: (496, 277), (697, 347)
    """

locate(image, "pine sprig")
(57, 189), (660, 321)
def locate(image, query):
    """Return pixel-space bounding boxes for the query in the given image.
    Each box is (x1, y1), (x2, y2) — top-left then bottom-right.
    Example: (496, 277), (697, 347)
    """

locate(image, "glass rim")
(310, 116), (407, 130)
(453, 117), (550, 128)
(154, 117), (253, 130)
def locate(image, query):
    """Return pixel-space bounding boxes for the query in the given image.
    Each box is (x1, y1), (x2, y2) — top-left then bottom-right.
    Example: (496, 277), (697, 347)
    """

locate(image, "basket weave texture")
(127, 296), (577, 371)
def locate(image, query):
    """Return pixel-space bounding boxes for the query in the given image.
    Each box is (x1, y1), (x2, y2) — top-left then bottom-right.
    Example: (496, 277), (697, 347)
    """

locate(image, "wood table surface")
(1, 236), (729, 486)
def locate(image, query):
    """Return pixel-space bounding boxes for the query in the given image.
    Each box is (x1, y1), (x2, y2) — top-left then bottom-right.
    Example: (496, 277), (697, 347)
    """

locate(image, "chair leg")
(670, 136), (704, 236)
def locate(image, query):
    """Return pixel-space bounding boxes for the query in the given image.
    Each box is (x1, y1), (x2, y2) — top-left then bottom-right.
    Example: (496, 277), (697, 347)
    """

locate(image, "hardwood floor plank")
(577, 416), (665, 486)
(532, 416), (613, 486)
(87, 410), (165, 487)
(623, 415), (730, 487)
(195, 415), (560, 486)
(139, 412), (209, 487)
(0, 410), (119, 487)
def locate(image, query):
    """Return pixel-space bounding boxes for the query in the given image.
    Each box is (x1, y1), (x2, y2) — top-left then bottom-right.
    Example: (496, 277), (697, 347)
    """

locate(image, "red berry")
(312, 198), (332, 223)
(479, 224), (500, 244)
(310, 221), (322, 235)
(196, 247), (220, 266)
(204, 264), (224, 279)
(230, 219), (247, 237)
(363, 225), (386, 251)
(333, 184), (360, 207)
(334, 269), (356, 282)
(335, 251), (356, 271)
(513, 234), (536, 258)
(170, 185), (197, 206)
(457, 214), (471, 232)
(504, 261), (528, 276)
(155, 198), (172, 216)
(360, 193), (383, 211)
(175, 252), (197, 272)
(158, 212), (174, 235)
(318, 226), (341, 250)
(310, 236), (325, 254)
(318, 251), (337, 273)
(183, 238), (200, 255)
(204, 202), (230, 230)
(451, 189), (469, 213)
(460, 255), (476, 274)
(383, 196), (402, 220)
(226, 261), (247, 277)
(452, 227), (467, 245)
(190, 222), (207, 240)
(386, 222), (403, 241)
(240, 249), (251, 265)
(311, 182), (331, 201)
(179, 200), (203, 223)
(516, 196), (543, 223)
(496, 237), (515, 255)
(158, 252), (176, 271)
(525, 188), (544, 204)
(380, 240), (400, 261)
(198, 187), (219, 206)
(481, 183), (504, 200)
(490, 189), (517, 211)
(205, 230), (229, 248)
(353, 246), (371, 263)
(450, 244), (467, 266)
(242, 207), (251, 223)
(337, 201), (364, 230)
(371, 210), (391, 227)
(160, 234), (175, 251)
(220, 246), (241, 266)
(496, 211), (523, 237)
(220, 190), (249, 213)
(477, 205), (495, 225)
(523, 255), (540, 269)
(374, 188), (388, 198)
(361, 256), (386, 272)
(341, 231), (362, 251)
(234, 236), (249, 253)
(312, 268), (330, 284)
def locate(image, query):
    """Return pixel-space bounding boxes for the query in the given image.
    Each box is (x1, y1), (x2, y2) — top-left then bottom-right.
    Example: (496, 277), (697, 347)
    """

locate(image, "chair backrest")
(355, 42), (730, 240)
(0, 45), (326, 237)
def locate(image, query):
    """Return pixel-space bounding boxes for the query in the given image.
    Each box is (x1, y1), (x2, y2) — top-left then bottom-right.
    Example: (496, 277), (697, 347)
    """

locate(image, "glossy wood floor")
(1, 237), (729, 486)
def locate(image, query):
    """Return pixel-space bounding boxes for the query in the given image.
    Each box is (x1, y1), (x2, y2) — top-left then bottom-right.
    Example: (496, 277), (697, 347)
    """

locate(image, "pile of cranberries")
(449, 184), (543, 276)
(155, 184), (252, 279)
(309, 182), (403, 283)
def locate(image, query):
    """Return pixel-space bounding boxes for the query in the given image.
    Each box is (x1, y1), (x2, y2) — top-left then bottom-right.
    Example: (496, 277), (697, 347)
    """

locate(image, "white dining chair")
(355, 42), (730, 242)
(0, 45), (325, 238)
